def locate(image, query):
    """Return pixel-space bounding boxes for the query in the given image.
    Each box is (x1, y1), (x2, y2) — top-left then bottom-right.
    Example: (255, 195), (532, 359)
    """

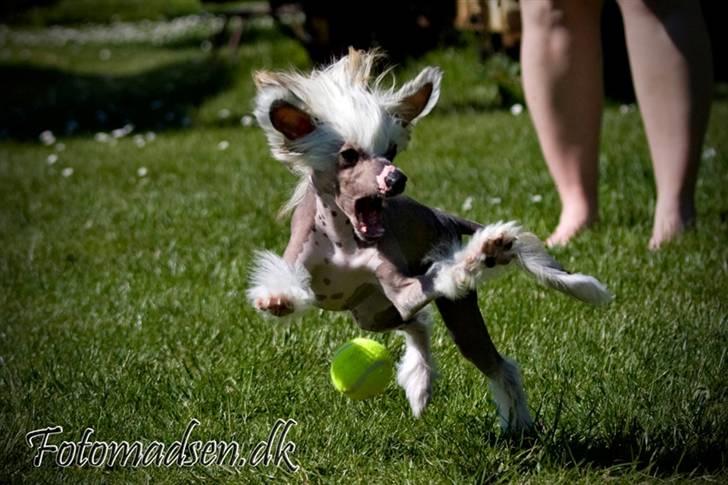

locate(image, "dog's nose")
(385, 170), (407, 196)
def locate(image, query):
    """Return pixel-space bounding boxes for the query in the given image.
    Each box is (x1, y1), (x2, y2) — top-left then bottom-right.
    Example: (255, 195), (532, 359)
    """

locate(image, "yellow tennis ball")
(330, 338), (393, 400)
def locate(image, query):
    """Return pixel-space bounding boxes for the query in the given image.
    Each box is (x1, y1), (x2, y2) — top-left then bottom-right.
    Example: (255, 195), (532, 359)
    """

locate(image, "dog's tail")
(511, 231), (613, 305)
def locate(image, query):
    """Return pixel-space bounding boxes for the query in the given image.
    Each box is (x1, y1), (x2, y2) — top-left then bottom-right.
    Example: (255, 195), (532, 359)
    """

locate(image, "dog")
(246, 48), (612, 432)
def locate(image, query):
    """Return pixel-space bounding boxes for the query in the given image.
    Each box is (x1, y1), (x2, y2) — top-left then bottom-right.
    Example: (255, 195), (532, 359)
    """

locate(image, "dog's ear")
(387, 67), (442, 124)
(254, 71), (317, 141)
(269, 100), (316, 141)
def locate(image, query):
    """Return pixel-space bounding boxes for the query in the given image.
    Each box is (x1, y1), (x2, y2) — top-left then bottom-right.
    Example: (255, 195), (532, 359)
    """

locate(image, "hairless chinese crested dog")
(247, 49), (613, 432)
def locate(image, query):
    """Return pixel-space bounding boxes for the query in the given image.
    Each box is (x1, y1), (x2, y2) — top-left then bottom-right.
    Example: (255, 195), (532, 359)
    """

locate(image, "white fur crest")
(246, 250), (314, 317)
(254, 49), (442, 173)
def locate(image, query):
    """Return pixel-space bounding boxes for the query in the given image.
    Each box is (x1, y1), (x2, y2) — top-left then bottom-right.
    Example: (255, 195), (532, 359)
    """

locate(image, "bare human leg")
(617, 0), (713, 249)
(520, 0), (604, 246)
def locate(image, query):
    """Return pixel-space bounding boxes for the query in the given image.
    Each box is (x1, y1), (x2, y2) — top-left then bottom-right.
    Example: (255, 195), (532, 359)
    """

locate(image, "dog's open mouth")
(354, 195), (385, 241)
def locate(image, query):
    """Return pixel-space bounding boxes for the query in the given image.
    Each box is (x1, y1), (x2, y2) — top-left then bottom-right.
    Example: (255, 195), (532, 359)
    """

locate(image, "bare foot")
(546, 207), (597, 247)
(648, 201), (695, 250)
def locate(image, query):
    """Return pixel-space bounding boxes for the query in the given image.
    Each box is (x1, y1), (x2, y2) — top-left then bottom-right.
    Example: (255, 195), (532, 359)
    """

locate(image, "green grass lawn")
(1, 17), (727, 484)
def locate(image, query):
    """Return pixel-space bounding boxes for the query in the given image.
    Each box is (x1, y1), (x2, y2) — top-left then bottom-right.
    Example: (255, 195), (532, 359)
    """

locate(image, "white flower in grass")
(39, 130), (56, 145)
(488, 197), (502, 205)
(619, 104), (636, 114)
(510, 103), (523, 116)
(47, 154), (58, 165)
(241, 115), (254, 127)
(530, 194), (543, 203)
(95, 132), (110, 143)
(61, 167), (74, 177)
(702, 147), (717, 160)
(137, 166), (148, 177)
(145, 131), (156, 142)
(133, 135), (146, 147)
(218, 108), (231, 119)
(461, 196), (473, 212)
(217, 140), (230, 151)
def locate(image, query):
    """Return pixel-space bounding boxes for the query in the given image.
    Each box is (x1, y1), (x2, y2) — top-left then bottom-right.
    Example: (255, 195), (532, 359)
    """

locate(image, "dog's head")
(253, 48), (441, 242)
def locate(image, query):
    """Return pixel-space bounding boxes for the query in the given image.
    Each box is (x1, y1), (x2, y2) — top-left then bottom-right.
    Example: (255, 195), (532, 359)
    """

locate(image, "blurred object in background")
(203, 1), (271, 52)
(455, 0), (521, 57)
(269, 0), (456, 64)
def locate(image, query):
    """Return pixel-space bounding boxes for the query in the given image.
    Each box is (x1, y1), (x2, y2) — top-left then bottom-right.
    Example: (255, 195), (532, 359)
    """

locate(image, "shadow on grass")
(544, 429), (726, 477)
(450, 417), (726, 479)
(0, 55), (236, 139)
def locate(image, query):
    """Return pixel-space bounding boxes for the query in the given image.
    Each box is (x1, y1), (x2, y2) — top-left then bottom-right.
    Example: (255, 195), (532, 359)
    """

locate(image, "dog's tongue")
(355, 196), (385, 240)
(358, 210), (384, 239)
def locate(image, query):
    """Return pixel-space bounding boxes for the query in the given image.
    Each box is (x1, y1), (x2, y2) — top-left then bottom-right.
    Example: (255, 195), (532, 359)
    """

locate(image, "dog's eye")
(339, 148), (359, 167)
(384, 144), (398, 161)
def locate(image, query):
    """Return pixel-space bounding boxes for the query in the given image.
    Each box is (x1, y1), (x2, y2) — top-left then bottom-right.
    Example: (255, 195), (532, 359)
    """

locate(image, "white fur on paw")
(430, 261), (471, 300)
(430, 221), (521, 299)
(397, 350), (432, 418)
(464, 221), (520, 270)
(253, 294), (295, 317)
(488, 358), (533, 432)
(246, 250), (314, 318)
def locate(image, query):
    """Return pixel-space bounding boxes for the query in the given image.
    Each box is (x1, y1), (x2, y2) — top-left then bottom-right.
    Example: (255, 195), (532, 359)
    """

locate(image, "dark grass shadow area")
(539, 424), (728, 477)
(0, 55), (236, 139)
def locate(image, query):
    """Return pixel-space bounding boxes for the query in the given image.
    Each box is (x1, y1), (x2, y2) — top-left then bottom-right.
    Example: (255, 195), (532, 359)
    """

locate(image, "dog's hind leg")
(397, 310), (435, 418)
(435, 292), (533, 432)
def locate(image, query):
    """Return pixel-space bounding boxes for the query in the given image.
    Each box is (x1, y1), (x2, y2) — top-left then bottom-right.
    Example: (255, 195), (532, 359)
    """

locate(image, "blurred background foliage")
(0, 0), (724, 140)
(1, 0), (203, 25)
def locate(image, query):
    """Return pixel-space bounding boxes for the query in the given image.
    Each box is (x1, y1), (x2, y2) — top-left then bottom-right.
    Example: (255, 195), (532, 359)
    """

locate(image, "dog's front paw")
(465, 223), (520, 271)
(254, 295), (295, 317)
(478, 232), (515, 268)
(246, 251), (315, 317)
(430, 222), (522, 300)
